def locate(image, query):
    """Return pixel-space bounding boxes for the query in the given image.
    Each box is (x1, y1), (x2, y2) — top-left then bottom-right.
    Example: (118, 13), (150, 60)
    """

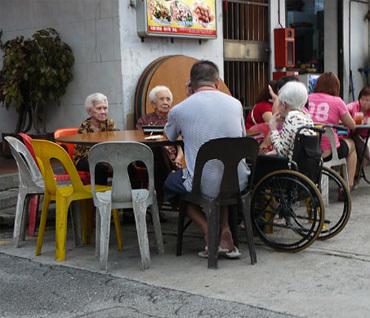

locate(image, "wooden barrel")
(134, 55), (230, 125)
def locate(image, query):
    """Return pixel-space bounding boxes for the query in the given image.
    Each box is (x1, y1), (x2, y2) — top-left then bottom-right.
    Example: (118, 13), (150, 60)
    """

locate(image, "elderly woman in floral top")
(136, 86), (184, 202)
(269, 81), (315, 160)
(73, 92), (115, 185)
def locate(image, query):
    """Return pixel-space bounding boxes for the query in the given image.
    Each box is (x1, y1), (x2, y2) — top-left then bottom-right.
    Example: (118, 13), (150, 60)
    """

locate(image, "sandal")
(198, 246), (230, 258)
(222, 246), (241, 259)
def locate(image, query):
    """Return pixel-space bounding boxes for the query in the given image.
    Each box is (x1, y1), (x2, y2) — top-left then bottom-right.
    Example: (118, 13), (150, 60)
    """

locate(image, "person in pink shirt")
(347, 86), (370, 161)
(308, 72), (357, 190)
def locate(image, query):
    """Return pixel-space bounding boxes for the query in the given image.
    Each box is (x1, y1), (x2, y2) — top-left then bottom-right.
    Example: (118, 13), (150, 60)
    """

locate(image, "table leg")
(356, 130), (370, 184)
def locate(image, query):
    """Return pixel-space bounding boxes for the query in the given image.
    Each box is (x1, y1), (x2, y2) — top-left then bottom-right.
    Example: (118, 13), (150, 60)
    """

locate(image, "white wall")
(269, 0), (286, 75)
(0, 0), (225, 135)
(343, 0), (369, 103)
(0, 0), (123, 134)
(120, 0), (225, 129)
(326, 0), (369, 104)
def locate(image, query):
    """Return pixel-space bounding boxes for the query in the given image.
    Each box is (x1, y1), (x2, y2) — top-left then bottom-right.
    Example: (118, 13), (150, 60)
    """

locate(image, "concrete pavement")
(0, 176), (370, 317)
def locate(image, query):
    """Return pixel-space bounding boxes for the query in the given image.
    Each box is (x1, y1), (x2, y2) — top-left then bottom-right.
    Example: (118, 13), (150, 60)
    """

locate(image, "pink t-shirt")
(308, 93), (348, 150)
(347, 101), (370, 136)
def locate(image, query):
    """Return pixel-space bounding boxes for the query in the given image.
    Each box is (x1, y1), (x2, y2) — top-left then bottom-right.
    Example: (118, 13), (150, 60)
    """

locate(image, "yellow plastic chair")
(30, 139), (120, 261)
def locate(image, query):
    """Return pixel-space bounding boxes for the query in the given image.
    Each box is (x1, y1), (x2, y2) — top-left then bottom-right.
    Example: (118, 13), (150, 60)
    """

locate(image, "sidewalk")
(1, 173), (370, 318)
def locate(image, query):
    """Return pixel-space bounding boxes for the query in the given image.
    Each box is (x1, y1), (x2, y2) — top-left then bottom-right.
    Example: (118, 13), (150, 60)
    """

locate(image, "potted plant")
(0, 28), (74, 155)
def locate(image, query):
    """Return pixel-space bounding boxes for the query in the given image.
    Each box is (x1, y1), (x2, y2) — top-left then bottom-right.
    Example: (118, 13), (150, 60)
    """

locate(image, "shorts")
(323, 138), (349, 162)
(164, 170), (188, 204)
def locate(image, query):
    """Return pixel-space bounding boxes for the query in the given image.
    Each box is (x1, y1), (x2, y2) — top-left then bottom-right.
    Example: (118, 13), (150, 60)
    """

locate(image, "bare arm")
(341, 112), (356, 131)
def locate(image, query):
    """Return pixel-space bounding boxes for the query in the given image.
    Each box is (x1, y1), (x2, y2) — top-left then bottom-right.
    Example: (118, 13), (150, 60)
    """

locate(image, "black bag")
(292, 133), (323, 183)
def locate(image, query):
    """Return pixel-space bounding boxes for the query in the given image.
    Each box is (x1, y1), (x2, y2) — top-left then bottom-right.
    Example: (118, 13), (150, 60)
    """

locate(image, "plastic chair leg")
(98, 204), (112, 271)
(204, 198), (220, 269)
(70, 201), (83, 247)
(240, 193), (257, 265)
(176, 200), (187, 256)
(81, 199), (92, 244)
(13, 191), (27, 247)
(132, 199), (151, 270)
(112, 209), (123, 252)
(149, 197), (164, 254)
(36, 193), (51, 256)
(55, 196), (69, 261)
(28, 195), (40, 237)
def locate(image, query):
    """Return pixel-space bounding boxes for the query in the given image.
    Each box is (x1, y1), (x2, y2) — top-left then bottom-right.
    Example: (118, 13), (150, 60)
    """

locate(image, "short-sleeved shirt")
(347, 101), (370, 136)
(308, 93), (348, 151)
(245, 101), (272, 129)
(73, 118), (115, 165)
(164, 89), (250, 198)
(270, 110), (315, 160)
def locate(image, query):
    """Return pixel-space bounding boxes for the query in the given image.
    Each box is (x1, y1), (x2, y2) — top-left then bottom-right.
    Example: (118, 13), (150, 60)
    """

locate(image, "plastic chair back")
(5, 136), (44, 189)
(191, 137), (259, 200)
(31, 139), (85, 196)
(54, 127), (79, 158)
(18, 133), (37, 164)
(322, 127), (349, 185)
(177, 137), (259, 268)
(88, 141), (164, 270)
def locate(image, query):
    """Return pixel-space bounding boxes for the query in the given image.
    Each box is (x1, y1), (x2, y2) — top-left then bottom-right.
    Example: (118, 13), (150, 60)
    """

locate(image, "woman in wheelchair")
(268, 81), (315, 159)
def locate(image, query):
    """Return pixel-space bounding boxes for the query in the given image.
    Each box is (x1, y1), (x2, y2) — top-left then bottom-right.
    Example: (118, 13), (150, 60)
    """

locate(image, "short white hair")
(85, 93), (108, 111)
(148, 86), (173, 104)
(278, 81), (308, 110)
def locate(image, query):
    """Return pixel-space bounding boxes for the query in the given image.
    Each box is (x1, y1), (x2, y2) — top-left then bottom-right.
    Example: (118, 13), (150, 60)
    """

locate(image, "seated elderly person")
(254, 81), (316, 183)
(136, 86), (183, 202)
(73, 92), (116, 185)
(269, 81), (315, 159)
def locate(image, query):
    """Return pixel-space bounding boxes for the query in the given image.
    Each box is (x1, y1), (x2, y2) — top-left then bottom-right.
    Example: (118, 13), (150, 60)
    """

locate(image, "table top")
(55, 129), (259, 146)
(55, 130), (180, 146)
(355, 125), (370, 130)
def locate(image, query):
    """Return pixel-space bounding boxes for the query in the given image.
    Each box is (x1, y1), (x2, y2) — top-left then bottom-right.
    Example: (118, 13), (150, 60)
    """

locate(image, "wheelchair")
(250, 126), (351, 252)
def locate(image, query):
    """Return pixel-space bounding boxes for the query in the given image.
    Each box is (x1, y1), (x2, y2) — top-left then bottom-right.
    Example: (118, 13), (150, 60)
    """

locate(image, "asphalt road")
(0, 252), (299, 318)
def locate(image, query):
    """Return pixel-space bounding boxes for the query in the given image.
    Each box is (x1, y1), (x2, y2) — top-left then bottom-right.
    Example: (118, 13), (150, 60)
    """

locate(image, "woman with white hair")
(73, 92), (116, 185)
(269, 81), (315, 159)
(135, 86), (183, 203)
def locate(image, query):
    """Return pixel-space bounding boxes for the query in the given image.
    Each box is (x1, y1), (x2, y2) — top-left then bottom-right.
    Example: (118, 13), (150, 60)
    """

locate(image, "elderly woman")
(73, 93), (116, 185)
(269, 81), (315, 159)
(254, 81), (316, 184)
(135, 86), (183, 202)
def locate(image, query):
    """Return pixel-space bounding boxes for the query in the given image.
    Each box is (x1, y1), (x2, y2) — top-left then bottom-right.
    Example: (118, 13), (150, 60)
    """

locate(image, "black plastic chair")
(176, 137), (259, 269)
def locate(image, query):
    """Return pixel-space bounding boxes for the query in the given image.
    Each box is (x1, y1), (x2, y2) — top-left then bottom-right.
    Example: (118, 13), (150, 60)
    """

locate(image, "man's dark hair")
(190, 60), (219, 90)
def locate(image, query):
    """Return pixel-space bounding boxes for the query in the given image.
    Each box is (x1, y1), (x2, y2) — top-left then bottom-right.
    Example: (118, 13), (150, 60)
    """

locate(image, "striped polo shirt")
(165, 89), (250, 198)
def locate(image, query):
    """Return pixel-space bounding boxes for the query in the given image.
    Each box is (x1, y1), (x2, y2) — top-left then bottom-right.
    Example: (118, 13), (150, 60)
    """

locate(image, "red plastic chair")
(54, 128), (91, 184)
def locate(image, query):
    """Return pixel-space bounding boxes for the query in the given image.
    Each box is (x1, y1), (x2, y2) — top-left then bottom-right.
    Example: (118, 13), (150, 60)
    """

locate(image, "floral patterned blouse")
(136, 112), (179, 167)
(73, 117), (115, 165)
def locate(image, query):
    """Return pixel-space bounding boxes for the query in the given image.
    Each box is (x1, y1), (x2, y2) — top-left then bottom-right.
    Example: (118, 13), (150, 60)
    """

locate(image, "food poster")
(147, 0), (216, 38)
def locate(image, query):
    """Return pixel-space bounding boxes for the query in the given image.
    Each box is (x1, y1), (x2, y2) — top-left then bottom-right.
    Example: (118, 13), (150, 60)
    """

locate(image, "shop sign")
(137, 0), (217, 39)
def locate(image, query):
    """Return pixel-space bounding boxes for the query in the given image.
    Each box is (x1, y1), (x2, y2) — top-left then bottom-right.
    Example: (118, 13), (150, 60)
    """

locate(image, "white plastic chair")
(4, 136), (45, 247)
(88, 141), (164, 271)
(321, 127), (349, 205)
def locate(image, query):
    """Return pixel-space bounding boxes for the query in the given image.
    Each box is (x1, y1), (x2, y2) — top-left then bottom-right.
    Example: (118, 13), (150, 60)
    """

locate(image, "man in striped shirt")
(164, 60), (249, 258)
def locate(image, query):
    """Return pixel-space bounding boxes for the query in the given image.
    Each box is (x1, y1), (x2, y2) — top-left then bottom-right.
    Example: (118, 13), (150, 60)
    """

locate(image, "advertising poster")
(146, 0), (217, 38)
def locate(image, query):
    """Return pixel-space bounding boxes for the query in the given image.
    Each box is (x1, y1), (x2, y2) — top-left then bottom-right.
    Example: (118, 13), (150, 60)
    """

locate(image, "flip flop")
(223, 246), (241, 259)
(198, 246), (230, 258)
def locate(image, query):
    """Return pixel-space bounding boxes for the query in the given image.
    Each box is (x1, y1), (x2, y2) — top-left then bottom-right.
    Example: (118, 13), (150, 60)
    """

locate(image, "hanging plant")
(0, 28), (75, 134)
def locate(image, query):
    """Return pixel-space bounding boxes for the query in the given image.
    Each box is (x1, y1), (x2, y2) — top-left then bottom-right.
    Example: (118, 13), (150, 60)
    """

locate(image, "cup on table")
(354, 112), (364, 125)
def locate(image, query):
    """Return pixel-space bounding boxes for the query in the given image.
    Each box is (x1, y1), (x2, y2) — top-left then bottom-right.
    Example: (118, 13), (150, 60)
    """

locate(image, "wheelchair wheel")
(318, 166), (351, 240)
(251, 170), (324, 252)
